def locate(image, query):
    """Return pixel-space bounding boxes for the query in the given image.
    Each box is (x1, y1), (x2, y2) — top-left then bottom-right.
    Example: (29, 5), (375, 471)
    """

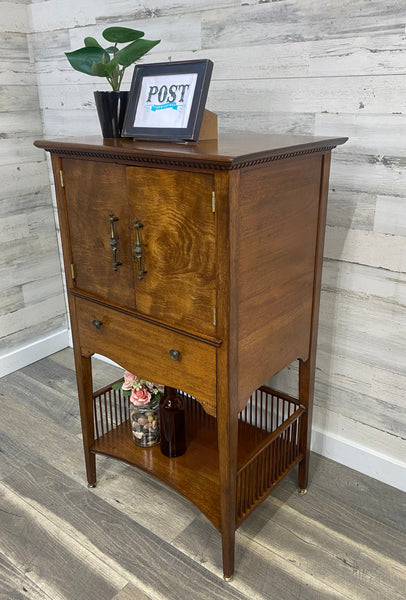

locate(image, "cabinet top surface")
(35, 133), (347, 169)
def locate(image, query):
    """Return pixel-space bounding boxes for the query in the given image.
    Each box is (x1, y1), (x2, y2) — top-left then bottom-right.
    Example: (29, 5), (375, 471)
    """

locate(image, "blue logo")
(150, 102), (179, 112)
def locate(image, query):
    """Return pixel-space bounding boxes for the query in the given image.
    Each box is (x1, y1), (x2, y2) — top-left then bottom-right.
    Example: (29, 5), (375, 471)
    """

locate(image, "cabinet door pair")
(62, 159), (216, 336)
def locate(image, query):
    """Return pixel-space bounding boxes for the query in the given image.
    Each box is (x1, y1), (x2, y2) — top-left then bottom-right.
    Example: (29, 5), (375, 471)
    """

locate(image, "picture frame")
(122, 59), (213, 141)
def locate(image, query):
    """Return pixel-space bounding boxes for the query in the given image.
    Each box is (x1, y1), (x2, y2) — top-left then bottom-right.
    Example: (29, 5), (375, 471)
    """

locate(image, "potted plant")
(66, 27), (160, 138)
(113, 372), (163, 447)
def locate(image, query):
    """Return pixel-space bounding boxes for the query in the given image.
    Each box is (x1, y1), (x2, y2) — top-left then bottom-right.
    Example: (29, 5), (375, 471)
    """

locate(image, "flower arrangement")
(113, 371), (163, 447)
(113, 371), (163, 406)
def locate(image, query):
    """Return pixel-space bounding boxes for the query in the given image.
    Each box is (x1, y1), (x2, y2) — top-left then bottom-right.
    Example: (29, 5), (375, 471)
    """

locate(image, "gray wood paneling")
(0, 286), (24, 316)
(202, 1), (405, 47)
(0, 1), (66, 361)
(0, 110), (44, 137)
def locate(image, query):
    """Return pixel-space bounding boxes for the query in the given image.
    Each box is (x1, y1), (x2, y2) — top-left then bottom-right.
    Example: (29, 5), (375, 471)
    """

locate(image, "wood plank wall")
(14, 0), (406, 485)
(0, 0), (67, 376)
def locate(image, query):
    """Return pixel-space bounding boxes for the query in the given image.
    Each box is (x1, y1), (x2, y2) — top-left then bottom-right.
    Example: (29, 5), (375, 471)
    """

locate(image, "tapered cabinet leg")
(74, 352), (97, 486)
(298, 357), (314, 492)
(217, 412), (238, 580)
(221, 527), (235, 580)
(298, 442), (310, 492)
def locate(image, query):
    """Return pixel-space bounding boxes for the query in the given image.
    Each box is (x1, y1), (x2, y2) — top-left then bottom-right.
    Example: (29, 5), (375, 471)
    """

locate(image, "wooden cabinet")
(35, 133), (346, 579)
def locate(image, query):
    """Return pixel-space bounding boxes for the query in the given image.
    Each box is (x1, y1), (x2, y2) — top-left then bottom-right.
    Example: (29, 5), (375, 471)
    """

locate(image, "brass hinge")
(59, 170), (64, 188)
(70, 264), (76, 279)
(211, 191), (216, 213)
(213, 307), (217, 326)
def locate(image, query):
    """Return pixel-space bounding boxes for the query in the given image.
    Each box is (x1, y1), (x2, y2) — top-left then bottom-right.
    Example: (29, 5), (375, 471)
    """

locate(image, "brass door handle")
(133, 218), (147, 280)
(109, 212), (122, 272)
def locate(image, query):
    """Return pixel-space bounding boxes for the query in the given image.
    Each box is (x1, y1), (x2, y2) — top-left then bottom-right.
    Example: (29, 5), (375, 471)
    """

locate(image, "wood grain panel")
(170, 33), (406, 80)
(209, 76), (406, 116)
(326, 189), (376, 231)
(62, 158), (136, 309)
(0, 162), (49, 199)
(0, 31), (29, 60)
(202, 1), (405, 48)
(0, 63), (36, 86)
(324, 225), (406, 272)
(374, 196), (406, 236)
(0, 2), (29, 33)
(237, 155), (323, 403)
(318, 290), (406, 376)
(0, 110), (43, 137)
(127, 166), (216, 336)
(330, 152), (406, 197)
(315, 113), (406, 157)
(0, 138), (41, 166)
(0, 85), (39, 112)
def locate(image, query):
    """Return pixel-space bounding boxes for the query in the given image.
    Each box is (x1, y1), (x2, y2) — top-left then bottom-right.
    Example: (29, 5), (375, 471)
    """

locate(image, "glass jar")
(129, 396), (160, 447)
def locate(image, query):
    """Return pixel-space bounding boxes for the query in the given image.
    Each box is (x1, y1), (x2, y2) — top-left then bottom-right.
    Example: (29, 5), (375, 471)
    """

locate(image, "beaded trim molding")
(42, 144), (338, 170)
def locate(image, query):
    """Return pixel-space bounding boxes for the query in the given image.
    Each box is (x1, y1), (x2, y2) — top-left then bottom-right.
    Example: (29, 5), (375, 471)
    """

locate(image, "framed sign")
(122, 59), (213, 141)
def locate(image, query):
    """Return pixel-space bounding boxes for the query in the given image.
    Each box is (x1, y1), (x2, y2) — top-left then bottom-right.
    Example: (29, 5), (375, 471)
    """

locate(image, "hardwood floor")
(1, 348), (405, 600)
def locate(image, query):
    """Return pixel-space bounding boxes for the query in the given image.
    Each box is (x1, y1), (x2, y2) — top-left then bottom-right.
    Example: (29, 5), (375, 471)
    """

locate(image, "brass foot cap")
(223, 575), (233, 582)
(87, 483), (97, 489)
(298, 488), (307, 494)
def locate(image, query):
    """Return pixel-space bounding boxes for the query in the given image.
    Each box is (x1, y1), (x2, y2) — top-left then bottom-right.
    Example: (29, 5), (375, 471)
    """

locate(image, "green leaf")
(65, 46), (110, 76)
(102, 27), (145, 43)
(115, 38), (160, 68)
(111, 380), (124, 390)
(91, 60), (117, 77)
(84, 37), (102, 48)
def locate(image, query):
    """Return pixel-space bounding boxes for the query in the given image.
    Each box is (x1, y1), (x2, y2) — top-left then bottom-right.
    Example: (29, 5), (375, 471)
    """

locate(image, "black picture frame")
(122, 59), (213, 141)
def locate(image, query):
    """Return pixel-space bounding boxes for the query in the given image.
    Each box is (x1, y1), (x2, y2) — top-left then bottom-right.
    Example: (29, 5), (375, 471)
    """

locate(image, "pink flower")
(122, 371), (138, 390)
(130, 387), (152, 406)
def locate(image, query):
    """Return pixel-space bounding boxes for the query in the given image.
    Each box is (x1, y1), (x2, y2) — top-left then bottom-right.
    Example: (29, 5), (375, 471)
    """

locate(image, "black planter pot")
(94, 91), (129, 138)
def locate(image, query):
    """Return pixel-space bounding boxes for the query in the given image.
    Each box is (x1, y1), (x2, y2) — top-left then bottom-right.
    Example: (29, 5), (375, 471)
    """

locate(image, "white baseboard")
(311, 426), (406, 493)
(0, 329), (70, 378)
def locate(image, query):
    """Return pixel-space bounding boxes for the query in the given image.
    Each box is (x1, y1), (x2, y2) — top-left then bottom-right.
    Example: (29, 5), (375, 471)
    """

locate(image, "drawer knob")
(92, 319), (103, 330)
(169, 349), (181, 361)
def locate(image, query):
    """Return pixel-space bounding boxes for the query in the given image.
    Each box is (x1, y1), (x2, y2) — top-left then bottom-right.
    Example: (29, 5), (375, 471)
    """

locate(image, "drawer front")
(74, 297), (217, 414)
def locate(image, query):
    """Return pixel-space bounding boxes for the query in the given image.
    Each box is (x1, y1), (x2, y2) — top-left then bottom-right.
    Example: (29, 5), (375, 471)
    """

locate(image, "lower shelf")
(91, 384), (305, 530)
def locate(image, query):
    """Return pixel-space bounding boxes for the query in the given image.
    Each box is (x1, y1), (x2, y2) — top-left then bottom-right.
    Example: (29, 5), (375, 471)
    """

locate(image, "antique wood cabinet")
(35, 133), (347, 579)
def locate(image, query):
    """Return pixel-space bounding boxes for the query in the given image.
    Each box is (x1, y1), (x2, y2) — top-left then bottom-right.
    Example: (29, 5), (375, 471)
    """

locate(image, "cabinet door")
(127, 167), (216, 336)
(62, 159), (135, 308)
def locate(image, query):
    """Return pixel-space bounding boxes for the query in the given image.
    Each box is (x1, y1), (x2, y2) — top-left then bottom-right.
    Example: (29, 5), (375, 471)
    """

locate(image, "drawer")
(74, 296), (217, 414)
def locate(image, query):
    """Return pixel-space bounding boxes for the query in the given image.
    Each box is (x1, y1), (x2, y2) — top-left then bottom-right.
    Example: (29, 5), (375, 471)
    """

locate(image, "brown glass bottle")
(160, 386), (186, 457)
